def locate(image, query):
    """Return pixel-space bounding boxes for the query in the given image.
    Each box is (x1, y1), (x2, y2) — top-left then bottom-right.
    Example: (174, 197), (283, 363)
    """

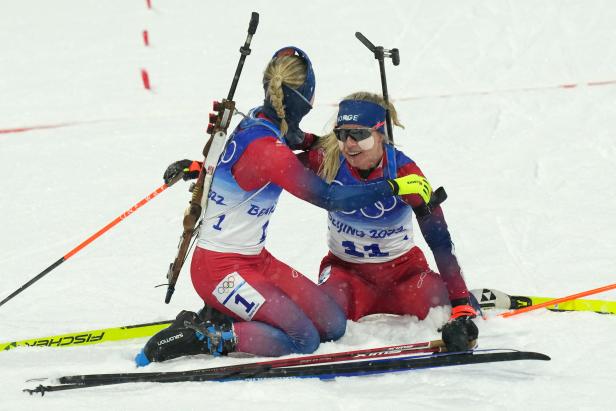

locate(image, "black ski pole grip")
(426, 186), (448, 212)
(248, 12), (259, 34)
(412, 186), (448, 218)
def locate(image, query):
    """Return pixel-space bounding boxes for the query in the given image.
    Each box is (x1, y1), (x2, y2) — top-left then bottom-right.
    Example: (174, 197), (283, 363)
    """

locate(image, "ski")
(0, 320), (172, 352)
(24, 349), (550, 394)
(471, 288), (616, 314)
(7, 286), (614, 353)
(516, 296), (616, 314)
(8, 288), (612, 353)
(57, 339), (446, 384)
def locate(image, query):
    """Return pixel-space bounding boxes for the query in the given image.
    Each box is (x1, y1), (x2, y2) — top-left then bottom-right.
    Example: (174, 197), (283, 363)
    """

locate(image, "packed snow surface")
(1, 1), (615, 410)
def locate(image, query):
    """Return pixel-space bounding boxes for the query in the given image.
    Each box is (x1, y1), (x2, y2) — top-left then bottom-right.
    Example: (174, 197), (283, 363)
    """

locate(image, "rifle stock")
(164, 180), (203, 303)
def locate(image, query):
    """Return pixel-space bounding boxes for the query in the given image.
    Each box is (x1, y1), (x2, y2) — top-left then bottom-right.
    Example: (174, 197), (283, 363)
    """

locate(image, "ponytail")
(263, 55), (307, 136)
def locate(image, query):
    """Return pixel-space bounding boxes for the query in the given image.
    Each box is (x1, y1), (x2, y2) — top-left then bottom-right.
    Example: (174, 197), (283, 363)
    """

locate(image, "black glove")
(441, 302), (479, 352)
(163, 159), (202, 185)
(286, 131), (321, 150)
(302, 132), (321, 150)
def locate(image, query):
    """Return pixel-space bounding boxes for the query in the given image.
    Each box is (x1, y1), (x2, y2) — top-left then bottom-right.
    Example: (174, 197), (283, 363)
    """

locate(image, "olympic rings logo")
(332, 179), (398, 219)
(218, 141), (237, 165)
(217, 275), (236, 294)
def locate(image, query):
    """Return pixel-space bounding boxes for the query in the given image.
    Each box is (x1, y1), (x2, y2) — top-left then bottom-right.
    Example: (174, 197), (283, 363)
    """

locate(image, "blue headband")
(336, 100), (386, 133)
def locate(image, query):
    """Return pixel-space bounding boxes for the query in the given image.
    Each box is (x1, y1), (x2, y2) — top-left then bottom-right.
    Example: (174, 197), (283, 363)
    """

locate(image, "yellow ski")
(526, 296), (616, 314)
(472, 288), (616, 314)
(0, 320), (171, 352)
(6, 288), (615, 353)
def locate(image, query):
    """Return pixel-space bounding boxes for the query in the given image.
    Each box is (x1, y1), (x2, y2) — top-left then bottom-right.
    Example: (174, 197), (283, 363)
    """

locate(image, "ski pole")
(0, 181), (175, 308)
(499, 283), (616, 318)
(355, 32), (399, 143)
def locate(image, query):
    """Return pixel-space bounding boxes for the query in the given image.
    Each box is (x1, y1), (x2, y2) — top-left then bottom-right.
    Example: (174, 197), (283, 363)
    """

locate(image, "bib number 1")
(212, 272), (265, 321)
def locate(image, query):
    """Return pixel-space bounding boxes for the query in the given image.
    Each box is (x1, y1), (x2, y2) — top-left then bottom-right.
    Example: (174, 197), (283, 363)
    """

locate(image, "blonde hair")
(318, 92), (404, 182)
(263, 55), (307, 136)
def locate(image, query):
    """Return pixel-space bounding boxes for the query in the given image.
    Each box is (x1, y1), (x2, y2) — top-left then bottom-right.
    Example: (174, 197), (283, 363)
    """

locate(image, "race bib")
(212, 272), (265, 321)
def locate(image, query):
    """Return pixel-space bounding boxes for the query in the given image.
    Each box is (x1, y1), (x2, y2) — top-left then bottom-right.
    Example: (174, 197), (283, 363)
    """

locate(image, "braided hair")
(263, 55), (307, 136)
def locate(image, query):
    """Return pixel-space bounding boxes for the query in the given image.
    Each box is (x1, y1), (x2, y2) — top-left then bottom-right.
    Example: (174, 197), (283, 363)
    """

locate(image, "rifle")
(355, 32), (399, 143)
(164, 12), (260, 304)
(354, 33), (448, 212)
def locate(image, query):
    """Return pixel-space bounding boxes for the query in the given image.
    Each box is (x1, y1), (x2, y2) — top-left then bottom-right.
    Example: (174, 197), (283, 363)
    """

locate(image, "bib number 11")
(342, 240), (389, 258)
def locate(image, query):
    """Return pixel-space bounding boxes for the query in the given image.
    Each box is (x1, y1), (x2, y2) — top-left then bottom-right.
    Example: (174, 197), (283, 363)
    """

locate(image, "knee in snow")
(321, 310), (347, 342)
(294, 327), (321, 354)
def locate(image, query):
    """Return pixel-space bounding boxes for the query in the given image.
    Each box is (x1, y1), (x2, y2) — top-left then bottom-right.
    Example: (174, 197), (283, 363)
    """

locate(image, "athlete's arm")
(295, 146), (324, 173)
(416, 205), (469, 302)
(397, 162), (469, 302)
(232, 137), (393, 211)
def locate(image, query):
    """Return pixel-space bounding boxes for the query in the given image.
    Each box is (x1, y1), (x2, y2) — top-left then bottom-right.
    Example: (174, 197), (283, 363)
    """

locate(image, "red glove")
(449, 304), (477, 320)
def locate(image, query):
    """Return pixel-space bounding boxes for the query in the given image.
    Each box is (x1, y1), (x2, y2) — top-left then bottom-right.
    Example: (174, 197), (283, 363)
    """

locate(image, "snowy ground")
(1, 0), (615, 410)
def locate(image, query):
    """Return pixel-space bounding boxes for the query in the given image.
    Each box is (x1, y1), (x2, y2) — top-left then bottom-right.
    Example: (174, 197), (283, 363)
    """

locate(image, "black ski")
(24, 349), (549, 395)
(56, 338), (444, 385)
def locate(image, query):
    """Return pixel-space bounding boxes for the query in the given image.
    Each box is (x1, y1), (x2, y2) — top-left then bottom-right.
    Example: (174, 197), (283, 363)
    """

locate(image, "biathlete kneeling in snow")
(136, 48), (432, 365)
(299, 92), (479, 352)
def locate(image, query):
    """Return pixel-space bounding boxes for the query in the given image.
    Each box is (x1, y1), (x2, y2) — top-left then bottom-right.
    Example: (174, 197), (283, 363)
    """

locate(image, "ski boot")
(135, 308), (236, 366)
(469, 288), (533, 310)
(198, 302), (234, 328)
